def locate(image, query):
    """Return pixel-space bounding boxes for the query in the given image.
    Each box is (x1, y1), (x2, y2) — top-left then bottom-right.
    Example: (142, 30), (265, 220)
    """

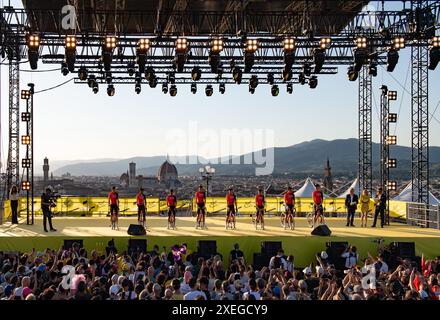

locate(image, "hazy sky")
(1, 1), (439, 167)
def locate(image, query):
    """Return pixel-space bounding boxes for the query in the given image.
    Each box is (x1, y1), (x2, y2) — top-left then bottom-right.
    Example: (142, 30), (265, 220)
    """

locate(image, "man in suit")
(372, 187), (387, 228)
(345, 188), (359, 227)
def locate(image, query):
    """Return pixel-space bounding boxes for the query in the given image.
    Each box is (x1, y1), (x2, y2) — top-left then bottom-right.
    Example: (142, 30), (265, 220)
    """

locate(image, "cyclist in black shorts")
(226, 187), (238, 229)
(255, 188), (265, 229)
(195, 185), (207, 229)
(312, 184), (324, 226)
(166, 189), (177, 229)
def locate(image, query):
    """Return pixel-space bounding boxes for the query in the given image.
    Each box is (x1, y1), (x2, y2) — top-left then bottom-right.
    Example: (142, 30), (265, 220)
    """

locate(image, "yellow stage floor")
(1, 217), (440, 266)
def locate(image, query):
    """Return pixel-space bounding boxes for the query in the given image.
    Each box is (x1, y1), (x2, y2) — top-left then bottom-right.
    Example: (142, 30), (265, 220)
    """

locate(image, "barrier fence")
(1, 196), (411, 220)
(407, 202), (440, 229)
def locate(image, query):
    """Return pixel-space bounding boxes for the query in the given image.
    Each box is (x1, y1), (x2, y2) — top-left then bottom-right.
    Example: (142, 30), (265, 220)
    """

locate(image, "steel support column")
(380, 85), (390, 225)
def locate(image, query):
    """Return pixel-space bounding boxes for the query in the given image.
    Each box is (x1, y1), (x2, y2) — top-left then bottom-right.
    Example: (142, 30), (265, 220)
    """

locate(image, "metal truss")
(358, 65), (372, 196)
(23, 84), (35, 225)
(380, 85), (390, 225)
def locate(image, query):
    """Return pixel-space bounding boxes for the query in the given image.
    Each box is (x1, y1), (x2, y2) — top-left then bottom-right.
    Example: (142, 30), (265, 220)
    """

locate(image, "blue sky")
(0, 1), (439, 166)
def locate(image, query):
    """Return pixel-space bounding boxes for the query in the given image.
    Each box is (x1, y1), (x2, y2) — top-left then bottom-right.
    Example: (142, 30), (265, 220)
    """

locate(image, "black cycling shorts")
(227, 205), (235, 215)
(256, 205), (264, 213)
(286, 204), (294, 211)
(314, 204), (323, 216)
(197, 203), (206, 211)
(168, 206), (176, 217)
(110, 204), (118, 215)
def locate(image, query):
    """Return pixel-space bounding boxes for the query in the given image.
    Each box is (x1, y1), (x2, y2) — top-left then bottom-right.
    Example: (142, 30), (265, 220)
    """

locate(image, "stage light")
(320, 37), (331, 49)
(387, 49), (399, 72)
(386, 135), (397, 145)
(302, 63), (311, 77)
(244, 39), (258, 73)
(205, 85), (213, 97)
(432, 36), (440, 47)
(148, 76), (158, 88)
(92, 83), (99, 94)
(309, 76), (318, 89)
(135, 72), (142, 83)
(102, 36), (116, 71)
(22, 158), (31, 168)
(169, 85), (177, 97)
(107, 85), (115, 96)
(21, 135), (31, 145)
(65, 35), (76, 50)
(249, 75), (258, 89)
(298, 73), (306, 85)
(21, 90), (30, 100)
(387, 180), (397, 191)
(428, 37), (440, 71)
(232, 67), (242, 84)
(392, 37), (405, 50)
(282, 68), (292, 82)
(176, 37), (188, 52)
(283, 38), (295, 51)
(271, 85), (279, 96)
(21, 112), (31, 122)
(145, 67), (155, 81)
(87, 75), (96, 88)
(127, 63), (135, 76)
(65, 35), (76, 72)
(105, 72), (112, 84)
(61, 62), (69, 76)
(388, 90), (397, 101)
(138, 38), (150, 51)
(167, 72), (175, 84)
(211, 38), (224, 53)
(283, 38), (295, 70)
(137, 39), (149, 73)
(219, 83), (225, 94)
(267, 73), (274, 85)
(27, 33), (40, 70)
(105, 36), (117, 49)
(191, 83), (197, 94)
(210, 39), (223, 72)
(286, 83), (293, 94)
(135, 84), (141, 94)
(353, 49), (367, 72)
(313, 48), (325, 73)
(191, 67), (201, 81)
(388, 113), (398, 123)
(387, 158), (397, 169)
(246, 39), (258, 52)
(78, 67), (88, 81)
(249, 87), (255, 94)
(174, 37), (188, 72)
(347, 65), (358, 81)
(356, 37), (367, 49)
(368, 61), (378, 77)
(21, 181), (31, 191)
(162, 82), (168, 94)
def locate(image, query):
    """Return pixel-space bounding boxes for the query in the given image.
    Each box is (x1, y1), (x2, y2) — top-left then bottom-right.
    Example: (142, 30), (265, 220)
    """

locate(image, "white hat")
(316, 266), (324, 275)
(320, 251), (328, 259)
(302, 266), (312, 275)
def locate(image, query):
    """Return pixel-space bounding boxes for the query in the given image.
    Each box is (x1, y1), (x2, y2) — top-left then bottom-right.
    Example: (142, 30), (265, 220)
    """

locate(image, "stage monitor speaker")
(127, 224), (146, 236)
(197, 240), (217, 258)
(128, 239), (147, 254)
(253, 253), (271, 270)
(63, 239), (83, 250)
(311, 224), (332, 236)
(261, 241), (282, 256)
(392, 242), (415, 258)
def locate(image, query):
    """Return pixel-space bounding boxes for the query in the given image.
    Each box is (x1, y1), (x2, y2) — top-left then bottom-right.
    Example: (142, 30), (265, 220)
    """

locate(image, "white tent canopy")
(393, 181), (440, 204)
(338, 177), (360, 198)
(294, 177), (328, 198)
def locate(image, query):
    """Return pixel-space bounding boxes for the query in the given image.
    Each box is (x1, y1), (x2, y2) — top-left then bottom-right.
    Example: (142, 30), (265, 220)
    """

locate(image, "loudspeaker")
(128, 239), (147, 254)
(64, 239), (83, 250)
(392, 242), (415, 258)
(326, 242), (348, 270)
(253, 253), (271, 270)
(311, 224), (332, 236)
(197, 240), (217, 259)
(261, 241), (282, 256)
(127, 224), (146, 236)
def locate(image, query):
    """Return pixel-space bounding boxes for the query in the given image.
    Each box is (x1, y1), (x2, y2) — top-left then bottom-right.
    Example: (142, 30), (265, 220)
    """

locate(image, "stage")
(1, 217), (440, 266)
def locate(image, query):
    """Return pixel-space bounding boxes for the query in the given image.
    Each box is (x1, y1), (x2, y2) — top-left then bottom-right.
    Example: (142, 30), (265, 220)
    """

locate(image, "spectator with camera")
(41, 188), (56, 232)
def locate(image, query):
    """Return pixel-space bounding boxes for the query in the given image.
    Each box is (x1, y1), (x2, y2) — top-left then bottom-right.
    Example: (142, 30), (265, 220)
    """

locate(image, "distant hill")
(52, 138), (440, 177)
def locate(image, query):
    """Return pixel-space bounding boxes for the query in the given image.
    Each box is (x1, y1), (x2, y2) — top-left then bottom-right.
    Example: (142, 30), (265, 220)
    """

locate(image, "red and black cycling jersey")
(226, 193), (236, 206)
(108, 192), (119, 205)
(284, 191), (295, 205)
(136, 193), (145, 206)
(313, 190), (323, 205)
(255, 194), (265, 207)
(195, 191), (206, 204)
(166, 194), (177, 207)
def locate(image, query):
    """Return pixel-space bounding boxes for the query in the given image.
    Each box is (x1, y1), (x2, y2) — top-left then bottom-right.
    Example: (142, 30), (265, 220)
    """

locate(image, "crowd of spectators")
(1, 241), (439, 301)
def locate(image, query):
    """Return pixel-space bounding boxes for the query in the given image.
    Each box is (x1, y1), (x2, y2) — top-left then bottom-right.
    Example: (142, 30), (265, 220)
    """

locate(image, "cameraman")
(41, 188), (56, 232)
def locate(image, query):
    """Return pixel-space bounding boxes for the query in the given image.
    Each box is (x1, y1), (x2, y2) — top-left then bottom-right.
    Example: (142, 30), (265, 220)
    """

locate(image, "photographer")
(341, 245), (358, 270)
(41, 188), (56, 232)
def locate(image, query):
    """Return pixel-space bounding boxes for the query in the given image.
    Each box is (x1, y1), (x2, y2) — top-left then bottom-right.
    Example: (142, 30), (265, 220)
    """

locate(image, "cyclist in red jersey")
(225, 187), (238, 229)
(283, 186), (295, 229)
(195, 185), (207, 228)
(312, 184), (324, 226)
(255, 188), (265, 229)
(136, 188), (146, 227)
(166, 189), (177, 229)
(108, 186), (119, 230)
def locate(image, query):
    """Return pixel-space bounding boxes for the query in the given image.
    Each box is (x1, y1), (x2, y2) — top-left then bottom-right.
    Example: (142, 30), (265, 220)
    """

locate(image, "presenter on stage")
(345, 188), (358, 227)
(41, 188), (56, 232)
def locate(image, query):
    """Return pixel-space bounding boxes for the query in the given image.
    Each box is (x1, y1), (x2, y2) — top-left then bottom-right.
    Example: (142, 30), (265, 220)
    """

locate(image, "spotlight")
(267, 73), (274, 85)
(392, 37), (405, 50)
(21, 181), (31, 191)
(148, 75), (158, 88)
(271, 85), (279, 96)
(107, 84), (115, 97)
(87, 75), (96, 88)
(191, 67), (201, 81)
(368, 61), (378, 77)
(302, 63), (311, 77)
(61, 62), (69, 76)
(298, 73), (306, 85)
(137, 39), (150, 73)
(309, 76), (318, 89)
(138, 38), (151, 51)
(387, 49), (399, 72)
(174, 37), (188, 72)
(21, 135), (31, 145)
(249, 87), (255, 94)
(355, 37), (367, 49)
(388, 113), (398, 123)
(92, 83), (99, 94)
(245, 39), (258, 52)
(205, 85), (213, 97)
(167, 72), (176, 84)
(127, 63), (135, 76)
(21, 112), (31, 122)
(286, 83), (293, 94)
(249, 75), (258, 89)
(209, 38), (223, 73)
(313, 48), (325, 73)
(176, 37), (188, 52)
(211, 38), (224, 53)
(347, 65), (358, 81)
(162, 82), (168, 94)
(105, 72), (112, 84)
(386, 135), (397, 145)
(282, 68), (292, 82)
(283, 38), (295, 51)
(22, 158), (31, 168)
(169, 85), (177, 97)
(105, 36), (117, 49)
(21, 90), (30, 100)
(135, 72), (142, 84)
(219, 83), (225, 94)
(244, 39), (258, 73)
(387, 180), (397, 191)
(428, 37), (440, 70)
(354, 49), (367, 72)
(387, 90), (397, 101)
(65, 35), (76, 50)
(232, 67), (242, 84)
(102, 36), (117, 71)
(135, 84), (141, 94)
(320, 37), (331, 49)
(26, 33), (40, 70)
(78, 67), (88, 81)
(145, 67), (155, 81)
(191, 83), (197, 94)
(387, 158), (397, 168)
(65, 35), (76, 72)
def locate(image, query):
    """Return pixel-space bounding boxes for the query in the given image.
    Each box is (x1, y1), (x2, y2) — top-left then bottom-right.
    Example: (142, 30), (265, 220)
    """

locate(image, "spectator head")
(153, 283), (161, 296)
(298, 280), (307, 292)
(249, 278), (257, 291)
(164, 288), (173, 299)
(172, 279), (181, 291)
(234, 243), (239, 250)
(25, 293), (36, 300)
(277, 249), (284, 257)
(302, 266), (312, 277)
(199, 276), (209, 290)
(139, 289), (149, 300)
(188, 277), (198, 290)
(320, 251), (328, 260)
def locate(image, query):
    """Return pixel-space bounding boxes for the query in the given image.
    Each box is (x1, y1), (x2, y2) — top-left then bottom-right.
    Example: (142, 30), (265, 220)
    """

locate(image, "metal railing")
(407, 202), (440, 229)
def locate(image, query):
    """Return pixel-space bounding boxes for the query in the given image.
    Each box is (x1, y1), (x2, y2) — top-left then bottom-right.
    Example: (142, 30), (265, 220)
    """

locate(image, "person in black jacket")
(372, 187), (387, 228)
(345, 188), (359, 227)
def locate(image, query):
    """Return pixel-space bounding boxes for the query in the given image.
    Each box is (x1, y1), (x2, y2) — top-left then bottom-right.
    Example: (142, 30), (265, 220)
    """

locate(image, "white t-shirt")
(243, 290), (261, 300)
(341, 252), (358, 269)
(180, 283), (191, 295)
(183, 290), (207, 300)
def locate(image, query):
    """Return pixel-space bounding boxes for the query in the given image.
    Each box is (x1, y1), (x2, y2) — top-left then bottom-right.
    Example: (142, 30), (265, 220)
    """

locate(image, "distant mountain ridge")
(52, 138), (440, 177)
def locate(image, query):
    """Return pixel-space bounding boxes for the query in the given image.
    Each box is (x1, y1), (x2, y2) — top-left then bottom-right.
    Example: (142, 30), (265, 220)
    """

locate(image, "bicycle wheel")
(306, 212), (314, 228)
